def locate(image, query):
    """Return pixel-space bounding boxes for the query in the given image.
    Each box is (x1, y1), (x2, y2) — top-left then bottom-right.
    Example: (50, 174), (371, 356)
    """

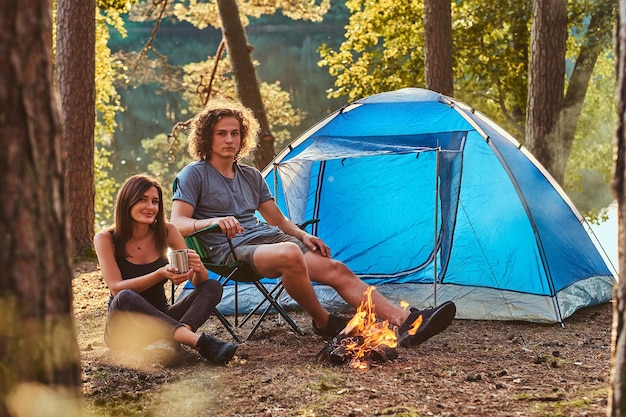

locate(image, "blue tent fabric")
(182, 88), (616, 323)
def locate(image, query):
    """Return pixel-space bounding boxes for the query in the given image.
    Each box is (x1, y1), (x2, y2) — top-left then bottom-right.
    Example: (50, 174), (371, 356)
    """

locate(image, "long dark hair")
(110, 174), (168, 259)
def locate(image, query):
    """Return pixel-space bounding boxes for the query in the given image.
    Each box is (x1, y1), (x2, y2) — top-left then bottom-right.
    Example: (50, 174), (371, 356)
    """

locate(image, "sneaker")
(196, 333), (238, 365)
(312, 313), (350, 338)
(398, 301), (456, 347)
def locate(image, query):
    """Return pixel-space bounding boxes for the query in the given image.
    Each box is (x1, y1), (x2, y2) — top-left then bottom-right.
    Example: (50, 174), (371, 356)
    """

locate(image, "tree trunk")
(559, 0), (617, 177)
(217, 0), (275, 170)
(0, 1), (82, 416)
(609, 1), (626, 414)
(424, 0), (453, 97)
(56, 0), (96, 258)
(525, 0), (567, 184)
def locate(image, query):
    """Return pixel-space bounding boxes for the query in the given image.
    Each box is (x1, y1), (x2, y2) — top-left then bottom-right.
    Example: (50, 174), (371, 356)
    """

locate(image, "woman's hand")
(161, 264), (193, 285)
(187, 249), (208, 282)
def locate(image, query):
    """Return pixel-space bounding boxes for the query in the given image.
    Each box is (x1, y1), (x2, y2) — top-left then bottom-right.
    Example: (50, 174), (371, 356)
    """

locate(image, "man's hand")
(302, 234), (331, 258)
(216, 216), (244, 239)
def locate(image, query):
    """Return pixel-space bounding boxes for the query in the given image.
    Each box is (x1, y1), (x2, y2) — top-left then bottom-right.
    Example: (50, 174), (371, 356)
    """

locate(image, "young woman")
(94, 174), (237, 364)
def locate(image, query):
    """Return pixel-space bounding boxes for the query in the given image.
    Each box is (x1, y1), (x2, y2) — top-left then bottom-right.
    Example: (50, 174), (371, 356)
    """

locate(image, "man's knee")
(281, 241), (305, 258)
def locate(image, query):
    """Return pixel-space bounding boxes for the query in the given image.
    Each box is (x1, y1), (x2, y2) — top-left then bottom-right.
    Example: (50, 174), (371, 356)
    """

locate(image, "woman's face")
(130, 186), (159, 225)
(209, 116), (241, 161)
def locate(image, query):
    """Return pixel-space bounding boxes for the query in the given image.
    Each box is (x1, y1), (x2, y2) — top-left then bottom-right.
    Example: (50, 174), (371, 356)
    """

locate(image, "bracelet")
(193, 219), (198, 231)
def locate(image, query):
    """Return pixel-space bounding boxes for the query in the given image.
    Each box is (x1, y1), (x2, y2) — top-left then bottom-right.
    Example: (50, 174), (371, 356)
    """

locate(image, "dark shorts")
(226, 233), (309, 276)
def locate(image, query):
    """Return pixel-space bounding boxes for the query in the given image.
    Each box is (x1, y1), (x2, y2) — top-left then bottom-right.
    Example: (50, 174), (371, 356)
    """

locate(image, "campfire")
(316, 287), (421, 369)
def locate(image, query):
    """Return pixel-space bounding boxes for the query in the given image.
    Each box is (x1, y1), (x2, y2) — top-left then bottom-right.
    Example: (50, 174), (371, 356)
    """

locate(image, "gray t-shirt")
(173, 160), (282, 262)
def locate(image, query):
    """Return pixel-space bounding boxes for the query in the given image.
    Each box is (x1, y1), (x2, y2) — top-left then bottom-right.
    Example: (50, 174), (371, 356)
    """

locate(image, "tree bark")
(609, 1), (626, 414)
(424, 0), (453, 97)
(217, 0), (275, 170)
(525, 0), (568, 184)
(56, 0), (96, 258)
(0, 1), (81, 416)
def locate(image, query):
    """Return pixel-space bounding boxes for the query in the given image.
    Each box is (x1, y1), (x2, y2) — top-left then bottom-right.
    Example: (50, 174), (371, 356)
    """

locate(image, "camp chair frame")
(174, 221), (317, 342)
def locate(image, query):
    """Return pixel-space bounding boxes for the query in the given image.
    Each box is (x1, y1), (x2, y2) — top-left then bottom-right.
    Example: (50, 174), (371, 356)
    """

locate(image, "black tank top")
(108, 231), (169, 312)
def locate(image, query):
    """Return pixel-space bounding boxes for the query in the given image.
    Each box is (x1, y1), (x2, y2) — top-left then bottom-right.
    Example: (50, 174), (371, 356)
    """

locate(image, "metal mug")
(170, 249), (189, 274)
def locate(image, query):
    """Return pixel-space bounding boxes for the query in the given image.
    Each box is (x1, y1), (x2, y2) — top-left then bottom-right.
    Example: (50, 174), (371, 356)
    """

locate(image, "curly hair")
(187, 99), (260, 161)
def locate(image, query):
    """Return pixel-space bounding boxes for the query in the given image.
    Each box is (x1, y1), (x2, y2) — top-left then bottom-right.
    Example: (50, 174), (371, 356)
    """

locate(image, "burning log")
(316, 333), (398, 368)
(315, 287), (403, 369)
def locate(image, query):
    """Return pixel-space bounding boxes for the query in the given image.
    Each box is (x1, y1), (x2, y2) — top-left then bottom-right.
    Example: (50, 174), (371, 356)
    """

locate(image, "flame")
(406, 314), (423, 336)
(341, 286), (398, 369)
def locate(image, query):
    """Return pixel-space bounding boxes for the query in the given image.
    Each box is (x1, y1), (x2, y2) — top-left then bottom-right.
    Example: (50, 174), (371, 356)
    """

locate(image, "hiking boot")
(196, 333), (238, 365)
(312, 313), (350, 338)
(398, 301), (456, 348)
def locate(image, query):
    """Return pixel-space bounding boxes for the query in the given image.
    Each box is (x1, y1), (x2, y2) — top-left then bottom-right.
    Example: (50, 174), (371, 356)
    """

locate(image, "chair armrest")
(298, 219), (320, 230)
(188, 219), (319, 237)
(187, 224), (222, 239)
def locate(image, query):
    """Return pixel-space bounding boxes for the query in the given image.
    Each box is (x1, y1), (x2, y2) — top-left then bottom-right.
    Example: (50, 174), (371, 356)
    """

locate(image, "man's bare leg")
(304, 251), (410, 326)
(252, 242), (333, 327)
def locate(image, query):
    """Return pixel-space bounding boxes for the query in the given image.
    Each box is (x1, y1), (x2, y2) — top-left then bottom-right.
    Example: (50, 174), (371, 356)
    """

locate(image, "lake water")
(591, 201), (619, 271)
(108, 19), (349, 180)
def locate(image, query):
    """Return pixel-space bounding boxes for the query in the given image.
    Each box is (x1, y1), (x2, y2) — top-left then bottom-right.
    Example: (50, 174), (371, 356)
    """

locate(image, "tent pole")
(433, 146), (440, 307)
(273, 163), (278, 201)
(272, 163), (284, 324)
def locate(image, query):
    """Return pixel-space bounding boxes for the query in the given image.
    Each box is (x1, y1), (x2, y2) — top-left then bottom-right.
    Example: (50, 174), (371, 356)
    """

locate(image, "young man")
(170, 99), (455, 347)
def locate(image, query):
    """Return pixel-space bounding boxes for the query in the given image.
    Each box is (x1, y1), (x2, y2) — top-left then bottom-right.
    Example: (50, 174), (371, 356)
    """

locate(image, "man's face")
(211, 116), (241, 160)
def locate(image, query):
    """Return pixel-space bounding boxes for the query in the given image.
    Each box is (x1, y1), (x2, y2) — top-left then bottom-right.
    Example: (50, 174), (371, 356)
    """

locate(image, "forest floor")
(73, 261), (614, 417)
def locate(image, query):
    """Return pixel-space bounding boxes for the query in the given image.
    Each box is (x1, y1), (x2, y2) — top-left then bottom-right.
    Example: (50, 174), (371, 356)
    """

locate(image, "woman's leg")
(105, 289), (183, 350)
(167, 279), (223, 331)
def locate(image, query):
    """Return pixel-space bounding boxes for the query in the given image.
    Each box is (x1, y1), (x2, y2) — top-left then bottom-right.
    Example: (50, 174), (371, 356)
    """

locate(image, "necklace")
(130, 234), (150, 250)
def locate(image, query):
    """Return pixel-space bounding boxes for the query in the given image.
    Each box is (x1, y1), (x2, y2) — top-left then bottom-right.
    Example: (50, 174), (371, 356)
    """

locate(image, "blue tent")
(255, 88), (616, 323)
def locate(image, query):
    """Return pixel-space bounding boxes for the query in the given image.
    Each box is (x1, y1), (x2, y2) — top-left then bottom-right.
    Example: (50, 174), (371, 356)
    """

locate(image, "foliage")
(180, 58), (304, 146)
(53, 0), (132, 229)
(170, 0), (332, 29)
(142, 133), (190, 215)
(97, 0), (137, 11)
(451, 1), (531, 139)
(566, 52), (615, 187)
(318, 0), (616, 216)
(98, 0), (316, 226)
(319, 0), (531, 136)
(564, 51), (616, 222)
(318, 0), (424, 102)
(94, 6), (136, 229)
(140, 55), (305, 209)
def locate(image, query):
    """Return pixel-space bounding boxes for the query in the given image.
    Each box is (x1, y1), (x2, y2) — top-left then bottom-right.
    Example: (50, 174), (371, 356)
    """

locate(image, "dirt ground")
(73, 261), (614, 417)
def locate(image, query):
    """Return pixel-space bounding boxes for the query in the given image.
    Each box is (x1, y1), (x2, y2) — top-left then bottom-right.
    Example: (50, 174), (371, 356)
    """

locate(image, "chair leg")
(238, 281), (284, 326)
(213, 308), (243, 344)
(241, 283), (286, 341)
(215, 273), (304, 341)
(170, 282), (178, 304)
(251, 281), (304, 337)
(270, 284), (305, 336)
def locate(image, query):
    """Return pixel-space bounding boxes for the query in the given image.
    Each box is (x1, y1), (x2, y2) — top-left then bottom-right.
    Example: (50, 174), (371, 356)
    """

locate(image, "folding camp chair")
(173, 221), (317, 343)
